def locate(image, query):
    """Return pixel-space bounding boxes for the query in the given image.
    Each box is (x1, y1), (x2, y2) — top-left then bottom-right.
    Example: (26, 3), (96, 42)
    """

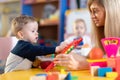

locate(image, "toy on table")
(30, 70), (78, 80)
(87, 47), (106, 68)
(45, 38), (83, 72)
(101, 37), (120, 76)
(87, 37), (120, 78)
(101, 37), (120, 57)
(89, 47), (104, 60)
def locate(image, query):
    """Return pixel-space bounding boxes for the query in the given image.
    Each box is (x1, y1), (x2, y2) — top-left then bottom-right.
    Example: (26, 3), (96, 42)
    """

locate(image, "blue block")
(98, 67), (112, 77)
(36, 74), (47, 76)
(64, 72), (72, 80)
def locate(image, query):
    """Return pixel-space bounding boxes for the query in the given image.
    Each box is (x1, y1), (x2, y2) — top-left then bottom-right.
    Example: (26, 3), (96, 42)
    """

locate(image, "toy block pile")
(87, 37), (120, 79)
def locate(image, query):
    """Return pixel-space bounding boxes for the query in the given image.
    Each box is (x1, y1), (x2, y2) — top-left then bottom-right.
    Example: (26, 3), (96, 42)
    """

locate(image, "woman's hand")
(54, 54), (79, 70)
(54, 52), (89, 70)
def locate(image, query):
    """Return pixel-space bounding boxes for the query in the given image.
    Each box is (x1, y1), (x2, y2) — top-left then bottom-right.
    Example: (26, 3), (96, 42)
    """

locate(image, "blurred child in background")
(65, 19), (91, 56)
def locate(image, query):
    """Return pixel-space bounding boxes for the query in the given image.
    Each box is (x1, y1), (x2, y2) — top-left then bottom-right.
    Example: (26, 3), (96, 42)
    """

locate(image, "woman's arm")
(54, 51), (89, 70)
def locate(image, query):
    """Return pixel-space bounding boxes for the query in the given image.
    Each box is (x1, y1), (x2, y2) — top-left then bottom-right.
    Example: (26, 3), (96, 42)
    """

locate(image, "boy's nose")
(36, 32), (39, 35)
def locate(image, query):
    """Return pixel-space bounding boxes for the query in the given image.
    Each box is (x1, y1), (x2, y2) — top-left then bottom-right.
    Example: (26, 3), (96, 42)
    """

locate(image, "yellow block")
(60, 69), (67, 74)
(106, 72), (118, 78)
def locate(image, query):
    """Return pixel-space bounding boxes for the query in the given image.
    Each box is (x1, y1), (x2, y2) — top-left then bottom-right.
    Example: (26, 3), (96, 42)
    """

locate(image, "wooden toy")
(64, 72), (72, 80)
(71, 76), (78, 80)
(98, 67), (112, 77)
(115, 56), (120, 75)
(30, 74), (47, 80)
(47, 72), (59, 80)
(106, 72), (118, 78)
(107, 57), (116, 71)
(60, 69), (67, 74)
(90, 66), (100, 76)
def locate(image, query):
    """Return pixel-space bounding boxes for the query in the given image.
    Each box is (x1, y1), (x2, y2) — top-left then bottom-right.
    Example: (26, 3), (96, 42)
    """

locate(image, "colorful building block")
(30, 74), (47, 80)
(98, 67), (112, 77)
(47, 72), (59, 80)
(64, 72), (72, 80)
(59, 74), (67, 80)
(107, 57), (116, 71)
(106, 72), (118, 78)
(60, 69), (67, 74)
(30, 76), (46, 80)
(71, 76), (78, 80)
(87, 59), (107, 67)
(115, 57), (120, 75)
(90, 66), (100, 76)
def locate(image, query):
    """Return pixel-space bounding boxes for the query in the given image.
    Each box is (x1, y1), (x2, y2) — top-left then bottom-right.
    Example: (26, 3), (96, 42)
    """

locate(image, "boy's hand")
(55, 41), (69, 54)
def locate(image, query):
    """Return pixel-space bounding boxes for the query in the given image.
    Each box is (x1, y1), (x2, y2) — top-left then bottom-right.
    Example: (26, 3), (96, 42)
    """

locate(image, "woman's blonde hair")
(88, 0), (120, 49)
(11, 15), (36, 38)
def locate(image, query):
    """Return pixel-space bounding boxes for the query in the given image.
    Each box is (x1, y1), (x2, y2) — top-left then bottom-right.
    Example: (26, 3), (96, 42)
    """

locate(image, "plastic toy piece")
(64, 72), (72, 80)
(30, 74), (47, 80)
(45, 38), (83, 72)
(45, 62), (54, 72)
(90, 66), (100, 76)
(115, 56), (120, 75)
(60, 69), (67, 74)
(47, 72), (59, 80)
(98, 67), (112, 77)
(87, 58), (107, 67)
(89, 47), (104, 60)
(107, 57), (116, 70)
(61, 38), (83, 54)
(106, 72), (118, 78)
(101, 37), (120, 57)
(71, 76), (78, 80)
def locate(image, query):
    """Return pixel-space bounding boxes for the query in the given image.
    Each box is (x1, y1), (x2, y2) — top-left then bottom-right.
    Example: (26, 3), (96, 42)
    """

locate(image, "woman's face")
(90, 2), (105, 27)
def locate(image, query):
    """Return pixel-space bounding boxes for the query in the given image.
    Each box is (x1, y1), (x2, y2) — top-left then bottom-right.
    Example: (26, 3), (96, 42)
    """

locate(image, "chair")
(0, 37), (18, 74)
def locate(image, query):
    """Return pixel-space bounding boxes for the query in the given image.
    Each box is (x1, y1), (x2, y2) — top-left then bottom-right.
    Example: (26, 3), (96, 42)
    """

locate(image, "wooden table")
(0, 68), (113, 80)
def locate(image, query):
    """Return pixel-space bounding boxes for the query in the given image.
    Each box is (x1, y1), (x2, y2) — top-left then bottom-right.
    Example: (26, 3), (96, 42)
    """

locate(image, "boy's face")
(73, 21), (86, 37)
(19, 21), (38, 44)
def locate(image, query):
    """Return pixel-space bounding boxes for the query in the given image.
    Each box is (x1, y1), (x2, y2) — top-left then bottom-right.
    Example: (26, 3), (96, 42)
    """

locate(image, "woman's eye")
(93, 9), (99, 14)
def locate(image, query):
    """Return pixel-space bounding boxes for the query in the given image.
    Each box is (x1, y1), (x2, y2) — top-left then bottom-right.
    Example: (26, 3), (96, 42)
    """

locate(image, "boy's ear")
(17, 31), (24, 39)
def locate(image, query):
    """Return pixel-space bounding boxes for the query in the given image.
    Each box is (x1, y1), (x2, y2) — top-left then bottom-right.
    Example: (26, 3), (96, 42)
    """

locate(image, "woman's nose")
(91, 13), (96, 19)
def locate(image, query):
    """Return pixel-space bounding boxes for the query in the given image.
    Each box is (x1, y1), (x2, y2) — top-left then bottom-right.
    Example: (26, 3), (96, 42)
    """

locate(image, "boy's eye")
(32, 31), (35, 32)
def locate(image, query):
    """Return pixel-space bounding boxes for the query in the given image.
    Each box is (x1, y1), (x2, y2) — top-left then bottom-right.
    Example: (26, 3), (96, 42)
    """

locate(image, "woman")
(54, 0), (120, 70)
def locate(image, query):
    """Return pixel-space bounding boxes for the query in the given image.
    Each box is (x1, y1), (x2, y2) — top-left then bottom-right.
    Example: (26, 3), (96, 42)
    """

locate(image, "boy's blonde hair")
(11, 15), (36, 38)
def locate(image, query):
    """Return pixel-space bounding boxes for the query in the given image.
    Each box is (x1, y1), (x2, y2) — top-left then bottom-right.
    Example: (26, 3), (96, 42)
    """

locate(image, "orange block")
(47, 72), (59, 80)
(107, 57), (116, 71)
(115, 57), (120, 75)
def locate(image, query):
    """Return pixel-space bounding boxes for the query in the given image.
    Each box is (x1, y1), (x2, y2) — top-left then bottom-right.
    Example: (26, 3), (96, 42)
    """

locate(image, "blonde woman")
(88, 0), (120, 49)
